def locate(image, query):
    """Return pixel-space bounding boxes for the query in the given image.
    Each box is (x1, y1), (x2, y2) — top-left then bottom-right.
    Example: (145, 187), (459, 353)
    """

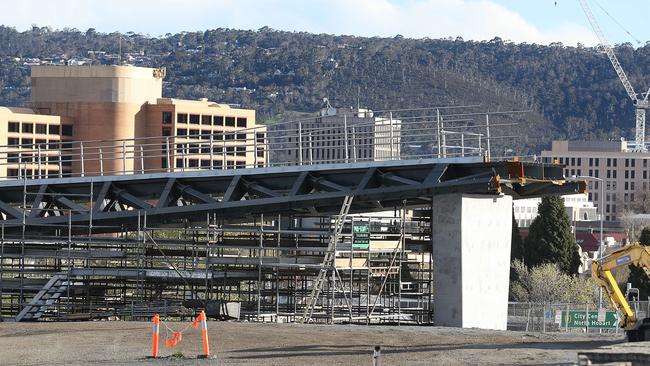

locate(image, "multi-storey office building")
(0, 65), (265, 178)
(0, 107), (70, 178)
(541, 140), (650, 222)
(279, 107), (401, 165)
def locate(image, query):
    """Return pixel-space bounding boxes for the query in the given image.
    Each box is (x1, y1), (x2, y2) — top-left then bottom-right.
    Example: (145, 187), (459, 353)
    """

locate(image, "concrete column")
(432, 193), (512, 330)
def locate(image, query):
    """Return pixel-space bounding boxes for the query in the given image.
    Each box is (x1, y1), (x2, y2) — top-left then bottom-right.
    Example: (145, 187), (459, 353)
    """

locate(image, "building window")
(162, 127), (171, 137)
(188, 159), (199, 167)
(595, 158), (600, 166)
(236, 117), (247, 127)
(631, 182), (635, 190)
(213, 116), (224, 126)
(201, 115), (212, 125)
(36, 124), (47, 134)
(625, 170), (629, 179)
(589, 158), (593, 166)
(571, 158), (575, 166)
(225, 117), (236, 127)
(644, 171), (647, 179)
(21, 138), (33, 147)
(189, 129), (199, 136)
(177, 128), (187, 136)
(176, 158), (184, 168)
(625, 159), (630, 167)
(613, 159), (617, 167)
(177, 113), (188, 123)
(22, 123), (33, 133)
(631, 170), (636, 179)
(607, 170), (611, 179)
(61, 125), (73, 136)
(632, 159), (636, 167)
(49, 125), (60, 135)
(577, 158), (581, 166)
(625, 182), (629, 190)
(236, 133), (246, 141)
(8, 122), (19, 133)
(607, 158), (611, 167)
(200, 159), (211, 167)
(612, 170), (617, 179)
(162, 111), (172, 124)
(594, 169), (599, 178)
(189, 114), (200, 124)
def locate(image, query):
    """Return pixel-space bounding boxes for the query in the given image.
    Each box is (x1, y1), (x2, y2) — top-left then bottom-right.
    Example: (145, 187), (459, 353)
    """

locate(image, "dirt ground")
(0, 321), (627, 365)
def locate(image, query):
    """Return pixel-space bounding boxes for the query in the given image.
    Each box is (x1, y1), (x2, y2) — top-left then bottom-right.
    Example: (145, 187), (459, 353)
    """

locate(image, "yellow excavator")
(592, 243), (650, 341)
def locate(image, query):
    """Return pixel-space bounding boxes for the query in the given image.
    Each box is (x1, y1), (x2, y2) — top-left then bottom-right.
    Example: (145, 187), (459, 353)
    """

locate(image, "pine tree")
(524, 196), (581, 275)
(511, 212), (524, 262)
(628, 226), (650, 299)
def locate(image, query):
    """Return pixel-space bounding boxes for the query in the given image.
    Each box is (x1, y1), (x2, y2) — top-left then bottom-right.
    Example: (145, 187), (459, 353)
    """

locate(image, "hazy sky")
(1, 0), (646, 46)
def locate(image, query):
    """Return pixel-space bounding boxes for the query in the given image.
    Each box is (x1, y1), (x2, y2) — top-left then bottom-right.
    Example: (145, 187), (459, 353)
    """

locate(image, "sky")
(0, 0), (646, 46)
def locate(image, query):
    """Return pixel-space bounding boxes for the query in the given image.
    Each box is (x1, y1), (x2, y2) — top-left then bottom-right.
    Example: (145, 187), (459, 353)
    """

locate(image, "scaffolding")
(0, 205), (434, 324)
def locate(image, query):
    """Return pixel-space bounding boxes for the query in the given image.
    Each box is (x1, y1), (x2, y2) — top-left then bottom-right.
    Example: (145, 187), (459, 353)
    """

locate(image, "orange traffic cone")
(147, 313), (160, 358)
(197, 310), (211, 359)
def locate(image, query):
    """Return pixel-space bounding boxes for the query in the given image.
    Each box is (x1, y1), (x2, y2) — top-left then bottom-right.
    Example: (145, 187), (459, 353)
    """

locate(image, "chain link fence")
(507, 301), (650, 334)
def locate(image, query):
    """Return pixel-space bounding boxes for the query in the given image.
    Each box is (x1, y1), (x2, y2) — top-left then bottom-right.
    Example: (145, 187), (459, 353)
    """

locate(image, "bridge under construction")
(0, 106), (584, 327)
(0, 158), (582, 324)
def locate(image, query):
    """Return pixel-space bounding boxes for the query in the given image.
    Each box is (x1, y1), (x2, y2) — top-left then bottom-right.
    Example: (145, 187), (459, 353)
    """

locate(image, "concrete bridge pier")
(432, 193), (513, 330)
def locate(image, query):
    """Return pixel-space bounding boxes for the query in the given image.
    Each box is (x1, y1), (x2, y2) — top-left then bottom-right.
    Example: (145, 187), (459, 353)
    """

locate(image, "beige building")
(0, 65), (266, 178)
(0, 107), (68, 178)
(541, 140), (650, 222)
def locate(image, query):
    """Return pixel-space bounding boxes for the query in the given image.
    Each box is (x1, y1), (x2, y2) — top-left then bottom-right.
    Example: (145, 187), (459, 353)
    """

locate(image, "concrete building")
(541, 140), (650, 222)
(281, 107), (401, 165)
(0, 107), (68, 178)
(513, 193), (599, 228)
(0, 65), (265, 177)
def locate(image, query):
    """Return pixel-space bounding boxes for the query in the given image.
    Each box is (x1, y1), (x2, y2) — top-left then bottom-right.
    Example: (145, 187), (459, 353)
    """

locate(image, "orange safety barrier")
(148, 313), (160, 358)
(147, 311), (212, 359)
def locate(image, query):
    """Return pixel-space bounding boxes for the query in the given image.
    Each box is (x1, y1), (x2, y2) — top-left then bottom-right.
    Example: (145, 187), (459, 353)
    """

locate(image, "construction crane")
(591, 242), (650, 341)
(578, 0), (650, 151)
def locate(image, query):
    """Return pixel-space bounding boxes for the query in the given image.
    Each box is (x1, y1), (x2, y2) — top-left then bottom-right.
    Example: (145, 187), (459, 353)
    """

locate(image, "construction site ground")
(0, 321), (631, 365)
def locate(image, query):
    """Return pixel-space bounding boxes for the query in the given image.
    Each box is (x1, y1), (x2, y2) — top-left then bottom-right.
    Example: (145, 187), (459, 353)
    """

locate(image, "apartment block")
(540, 140), (650, 222)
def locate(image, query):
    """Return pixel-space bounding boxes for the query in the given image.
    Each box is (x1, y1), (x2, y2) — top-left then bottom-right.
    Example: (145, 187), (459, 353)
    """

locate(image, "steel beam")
(0, 158), (583, 234)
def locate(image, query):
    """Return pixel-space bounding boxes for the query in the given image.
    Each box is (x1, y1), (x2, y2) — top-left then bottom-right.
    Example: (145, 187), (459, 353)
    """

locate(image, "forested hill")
(1, 25), (650, 152)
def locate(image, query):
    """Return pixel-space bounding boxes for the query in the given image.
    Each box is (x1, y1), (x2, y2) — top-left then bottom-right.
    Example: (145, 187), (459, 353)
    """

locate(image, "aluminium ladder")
(300, 195), (354, 323)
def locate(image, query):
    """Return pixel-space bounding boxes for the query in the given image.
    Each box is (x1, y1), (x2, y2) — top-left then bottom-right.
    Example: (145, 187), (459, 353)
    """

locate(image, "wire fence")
(0, 106), (526, 180)
(507, 301), (650, 334)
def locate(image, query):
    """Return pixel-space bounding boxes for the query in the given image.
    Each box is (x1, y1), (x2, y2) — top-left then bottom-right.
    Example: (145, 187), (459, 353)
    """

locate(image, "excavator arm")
(591, 243), (650, 340)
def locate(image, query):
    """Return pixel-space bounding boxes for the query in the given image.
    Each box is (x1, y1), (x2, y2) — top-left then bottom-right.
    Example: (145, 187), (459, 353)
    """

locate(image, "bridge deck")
(0, 158), (582, 234)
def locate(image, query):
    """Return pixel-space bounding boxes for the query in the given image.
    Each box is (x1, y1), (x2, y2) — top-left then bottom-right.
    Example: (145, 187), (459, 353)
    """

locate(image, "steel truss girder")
(0, 158), (582, 234)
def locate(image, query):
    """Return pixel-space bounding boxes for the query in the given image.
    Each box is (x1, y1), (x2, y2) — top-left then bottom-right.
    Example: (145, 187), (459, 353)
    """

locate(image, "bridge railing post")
(99, 147), (104, 176)
(165, 137), (171, 173)
(80, 142), (85, 177)
(298, 121), (303, 165)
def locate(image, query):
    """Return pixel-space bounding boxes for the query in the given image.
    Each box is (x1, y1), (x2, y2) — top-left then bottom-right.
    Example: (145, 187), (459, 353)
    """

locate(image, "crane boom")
(578, 0), (637, 102)
(578, 0), (647, 151)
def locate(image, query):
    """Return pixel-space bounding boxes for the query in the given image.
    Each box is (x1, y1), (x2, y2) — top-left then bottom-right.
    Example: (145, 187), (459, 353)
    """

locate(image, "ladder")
(15, 274), (69, 322)
(300, 195), (354, 323)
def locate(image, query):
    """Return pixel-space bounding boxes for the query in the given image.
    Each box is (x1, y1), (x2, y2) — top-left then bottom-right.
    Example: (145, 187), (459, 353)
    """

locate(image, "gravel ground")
(0, 321), (625, 365)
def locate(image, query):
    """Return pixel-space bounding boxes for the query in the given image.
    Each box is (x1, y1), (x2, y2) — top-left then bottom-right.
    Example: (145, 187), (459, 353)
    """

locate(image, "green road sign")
(352, 223), (370, 249)
(559, 311), (617, 329)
